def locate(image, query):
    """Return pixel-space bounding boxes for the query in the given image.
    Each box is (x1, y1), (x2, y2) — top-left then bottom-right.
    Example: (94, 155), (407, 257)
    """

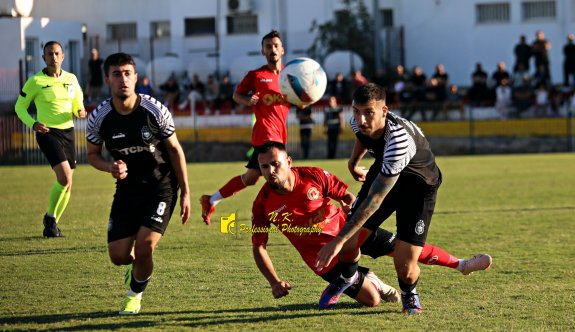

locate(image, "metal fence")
(1, 105), (573, 166)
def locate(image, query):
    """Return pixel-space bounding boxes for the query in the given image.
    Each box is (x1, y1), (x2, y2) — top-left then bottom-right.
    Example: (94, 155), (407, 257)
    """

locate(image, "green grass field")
(1, 153), (574, 331)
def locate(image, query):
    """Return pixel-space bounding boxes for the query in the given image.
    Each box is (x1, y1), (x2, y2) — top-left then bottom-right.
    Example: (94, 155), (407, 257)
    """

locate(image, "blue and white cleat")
(318, 272), (358, 309)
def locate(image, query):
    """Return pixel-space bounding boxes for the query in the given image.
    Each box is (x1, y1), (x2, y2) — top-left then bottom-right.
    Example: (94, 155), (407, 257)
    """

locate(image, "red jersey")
(235, 65), (290, 146)
(252, 167), (349, 275)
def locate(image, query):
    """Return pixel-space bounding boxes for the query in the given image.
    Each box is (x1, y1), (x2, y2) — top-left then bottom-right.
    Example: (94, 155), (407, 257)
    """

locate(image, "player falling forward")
(252, 142), (491, 308)
(200, 30), (292, 225)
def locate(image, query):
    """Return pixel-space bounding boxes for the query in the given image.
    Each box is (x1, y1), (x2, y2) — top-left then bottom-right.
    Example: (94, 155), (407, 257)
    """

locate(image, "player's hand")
(248, 92), (260, 106)
(315, 239), (343, 272)
(271, 280), (292, 298)
(180, 191), (190, 224)
(349, 165), (367, 182)
(110, 160), (128, 180)
(340, 200), (352, 214)
(32, 122), (50, 134)
(78, 109), (87, 119)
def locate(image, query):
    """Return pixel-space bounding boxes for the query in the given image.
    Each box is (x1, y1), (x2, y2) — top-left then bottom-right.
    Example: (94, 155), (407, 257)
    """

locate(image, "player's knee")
(362, 295), (381, 307)
(395, 263), (420, 284)
(109, 252), (132, 266)
(134, 243), (155, 261)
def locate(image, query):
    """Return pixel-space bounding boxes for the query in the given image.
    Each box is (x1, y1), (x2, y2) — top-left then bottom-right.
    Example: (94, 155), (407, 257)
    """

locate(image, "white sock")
(210, 191), (223, 206)
(127, 290), (143, 299)
(342, 271), (357, 283)
(456, 259), (465, 271)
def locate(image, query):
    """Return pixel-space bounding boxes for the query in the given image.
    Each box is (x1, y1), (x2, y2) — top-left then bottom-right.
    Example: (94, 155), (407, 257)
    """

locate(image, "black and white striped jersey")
(86, 94), (177, 187)
(350, 111), (441, 185)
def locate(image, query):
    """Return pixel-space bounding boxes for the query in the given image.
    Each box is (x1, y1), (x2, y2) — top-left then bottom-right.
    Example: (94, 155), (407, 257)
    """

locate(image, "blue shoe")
(401, 292), (423, 314)
(318, 272), (358, 309)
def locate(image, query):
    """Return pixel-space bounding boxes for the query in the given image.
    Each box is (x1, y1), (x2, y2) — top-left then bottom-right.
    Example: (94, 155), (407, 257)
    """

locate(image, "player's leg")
(362, 228), (492, 274)
(36, 129), (75, 237)
(394, 174), (438, 314)
(321, 265), (399, 307)
(200, 147), (262, 224)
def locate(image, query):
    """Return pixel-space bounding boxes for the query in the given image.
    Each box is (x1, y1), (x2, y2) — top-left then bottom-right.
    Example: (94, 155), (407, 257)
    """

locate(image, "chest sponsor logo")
(112, 133), (126, 139)
(260, 78), (273, 82)
(307, 187), (320, 200)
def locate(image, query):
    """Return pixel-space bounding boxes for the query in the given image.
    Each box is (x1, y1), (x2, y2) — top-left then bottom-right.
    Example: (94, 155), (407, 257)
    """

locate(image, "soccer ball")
(279, 58), (327, 107)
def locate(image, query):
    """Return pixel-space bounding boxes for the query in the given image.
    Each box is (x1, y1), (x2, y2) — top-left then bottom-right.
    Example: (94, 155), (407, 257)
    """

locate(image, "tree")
(307, 0), (375, 78)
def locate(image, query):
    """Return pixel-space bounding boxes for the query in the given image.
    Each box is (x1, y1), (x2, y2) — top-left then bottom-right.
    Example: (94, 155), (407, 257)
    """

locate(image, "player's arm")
(14, 80), (48, 132)
(338, 190), (356, 214)
(233, 91), (259, 107)
(86, 142), (128, 180)
(164, 133), (190, 224)
(348, 138), (368, 182)
(252, 243), (292, 299)
(316, 173), (398, 271)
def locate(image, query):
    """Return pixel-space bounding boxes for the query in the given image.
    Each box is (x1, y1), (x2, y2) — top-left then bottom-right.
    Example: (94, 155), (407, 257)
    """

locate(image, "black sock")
(130, 271), (150, 293)
(398, 277), (418, 294)
(340, 261), (358, 279)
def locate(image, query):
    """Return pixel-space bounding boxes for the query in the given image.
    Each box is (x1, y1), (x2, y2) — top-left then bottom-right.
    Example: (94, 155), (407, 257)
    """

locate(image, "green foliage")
(0, 153), (574, 331)
(308, 0), (375, 76)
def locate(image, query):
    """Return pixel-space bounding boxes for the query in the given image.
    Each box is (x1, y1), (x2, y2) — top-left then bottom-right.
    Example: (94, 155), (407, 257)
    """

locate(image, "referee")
(14, 40), (86, 237)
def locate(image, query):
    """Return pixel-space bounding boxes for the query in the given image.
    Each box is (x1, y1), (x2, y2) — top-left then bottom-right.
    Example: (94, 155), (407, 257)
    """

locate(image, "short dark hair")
(261, 30), (282, 47)
(353, 83), (386, 104)
(43, 41), (63, 54)
(103, 53), (136, 77)
(257, 141), (287, 155)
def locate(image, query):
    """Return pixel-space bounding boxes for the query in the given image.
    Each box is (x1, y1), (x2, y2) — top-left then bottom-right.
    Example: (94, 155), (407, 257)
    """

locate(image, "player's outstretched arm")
(253, 244), (291, 299)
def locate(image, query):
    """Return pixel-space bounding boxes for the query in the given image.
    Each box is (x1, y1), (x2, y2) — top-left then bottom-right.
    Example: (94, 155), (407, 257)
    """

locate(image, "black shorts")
(107, 182), (178, 243)
(349, 163), (441, 246)
(360, 227), (396, 259)
(36, 127), (76, 168)
(321, 265), (370, 299)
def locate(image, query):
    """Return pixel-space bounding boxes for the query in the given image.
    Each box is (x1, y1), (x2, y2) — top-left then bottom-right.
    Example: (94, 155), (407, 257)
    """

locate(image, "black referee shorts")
(36, 127), (76, 168)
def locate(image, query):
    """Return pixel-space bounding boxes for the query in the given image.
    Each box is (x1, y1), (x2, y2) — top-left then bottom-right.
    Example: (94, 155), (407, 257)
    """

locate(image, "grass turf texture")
(0, 153), (574, 331)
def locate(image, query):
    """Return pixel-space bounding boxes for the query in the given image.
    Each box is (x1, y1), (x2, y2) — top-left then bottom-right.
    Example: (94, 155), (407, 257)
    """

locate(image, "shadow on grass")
(0, 302), (399, 330)
(0, 245), (106, 257)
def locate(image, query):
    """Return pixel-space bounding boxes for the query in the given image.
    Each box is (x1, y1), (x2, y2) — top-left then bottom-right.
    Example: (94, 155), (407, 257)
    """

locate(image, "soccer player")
(14, 40), (86, 237)
(253, 142), (491, 307)
(86, 53), (190, 315)
(316, 83), (492, 314)
(200, 30), (291, 225)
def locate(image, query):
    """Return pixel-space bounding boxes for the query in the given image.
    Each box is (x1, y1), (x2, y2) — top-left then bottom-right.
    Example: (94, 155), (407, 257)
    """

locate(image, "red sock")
(418, 243), (460, 269)
(219, 175), (247, 198)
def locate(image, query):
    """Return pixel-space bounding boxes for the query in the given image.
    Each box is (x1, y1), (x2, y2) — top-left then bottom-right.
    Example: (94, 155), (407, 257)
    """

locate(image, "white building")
(2, 0), (575, 98)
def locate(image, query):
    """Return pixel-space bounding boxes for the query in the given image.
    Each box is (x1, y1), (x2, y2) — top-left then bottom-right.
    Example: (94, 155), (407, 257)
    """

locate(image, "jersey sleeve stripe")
(86, 100), (113, 145)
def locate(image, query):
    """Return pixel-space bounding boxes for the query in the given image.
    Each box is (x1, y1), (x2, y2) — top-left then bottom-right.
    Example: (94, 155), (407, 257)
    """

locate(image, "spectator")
(495, 77), (513, 119)
(136, 76), (154, 96)
(532, 31), (551, 78)
(431, 64), (449, 89)
(296, 106), (313, 159)
(443, 84), (464, 119)
(159, 76), (181, 110)
(514, 35), (532, 73)
(217, 74), (235, 112)
(563, 33), (575, 87)
(534, 82), (550, 117)
(467, 62), (492, 107)
(351, 70), (368, 92)
(512, 75), (534, 118)
(532, 63), (551, 89)
(323, 95), (344, 159)
(403, 65), (427, 120)
(512, 63), (530, 87)
(329, 72), (351, 104)
(204, 75), (219, 113)
(492, 61), (511, 87)
(87, 48), (105, 103)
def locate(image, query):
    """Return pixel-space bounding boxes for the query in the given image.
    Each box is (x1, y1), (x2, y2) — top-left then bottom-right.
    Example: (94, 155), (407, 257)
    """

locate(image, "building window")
(185, 17), (216, 36)
(226, 14), (258, 35)
(476, 3), (510, 24)
(522, 1), (556, 21)
(107, 23), (137, 40)
(380, 9), (393, 28)
(151, 21), (171, 38)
